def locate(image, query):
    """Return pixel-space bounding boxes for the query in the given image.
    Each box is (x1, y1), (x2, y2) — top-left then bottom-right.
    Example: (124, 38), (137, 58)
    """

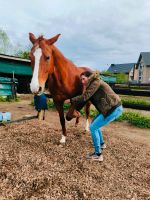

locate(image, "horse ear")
(29, 33), (37, 44)
(47, 34), (61, 45)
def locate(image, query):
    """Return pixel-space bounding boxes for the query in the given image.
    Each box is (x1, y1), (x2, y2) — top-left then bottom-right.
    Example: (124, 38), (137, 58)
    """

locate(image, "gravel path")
(0, 112), (150, 200)
(0, 101), (150, 199)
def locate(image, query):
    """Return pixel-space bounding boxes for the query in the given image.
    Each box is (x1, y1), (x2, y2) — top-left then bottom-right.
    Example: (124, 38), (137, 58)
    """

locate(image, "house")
(0, 54), (32, 93)
(133, 52), (150, 83)
(107, 63), (135, 82)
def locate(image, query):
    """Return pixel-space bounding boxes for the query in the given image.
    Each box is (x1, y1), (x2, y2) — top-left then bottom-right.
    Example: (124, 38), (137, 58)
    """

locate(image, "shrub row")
(116, 111), (150, 128)
(45, 100), (150, 129)
(0, 96), (19, 102)
(122, 99), (150, 107)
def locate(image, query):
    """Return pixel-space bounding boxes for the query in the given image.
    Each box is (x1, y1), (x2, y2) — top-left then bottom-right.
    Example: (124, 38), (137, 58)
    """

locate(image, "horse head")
(29, 33), (61, 94)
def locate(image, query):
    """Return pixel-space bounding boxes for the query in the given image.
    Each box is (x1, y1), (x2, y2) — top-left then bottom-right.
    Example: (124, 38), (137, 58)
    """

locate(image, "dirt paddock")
(0, 100), (150, 200)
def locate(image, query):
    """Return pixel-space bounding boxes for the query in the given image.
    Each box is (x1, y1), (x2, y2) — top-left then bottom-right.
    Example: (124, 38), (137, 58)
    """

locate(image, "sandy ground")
(0, 100), (150, 200)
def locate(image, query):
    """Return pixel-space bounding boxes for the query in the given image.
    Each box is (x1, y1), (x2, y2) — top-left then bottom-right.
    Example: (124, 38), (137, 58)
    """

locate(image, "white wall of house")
(142, 66), (150, 83)
(133, 57), (150, 83)
(128, 67), (134, 81)
(133, 66), (139, 82)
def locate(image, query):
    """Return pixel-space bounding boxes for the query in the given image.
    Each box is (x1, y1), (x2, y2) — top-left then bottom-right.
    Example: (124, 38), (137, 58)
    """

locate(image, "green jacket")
(72, 71), (121, 117)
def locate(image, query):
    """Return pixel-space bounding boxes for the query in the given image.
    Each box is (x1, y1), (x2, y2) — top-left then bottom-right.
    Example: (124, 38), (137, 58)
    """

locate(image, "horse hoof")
(60, 135), (66, 144)
(60, 140), (66, 144)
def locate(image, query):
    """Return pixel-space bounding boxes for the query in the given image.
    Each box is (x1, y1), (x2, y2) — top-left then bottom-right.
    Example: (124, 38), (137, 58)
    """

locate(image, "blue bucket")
(0, 112), (11, 122)
(0, 112), (2, 121)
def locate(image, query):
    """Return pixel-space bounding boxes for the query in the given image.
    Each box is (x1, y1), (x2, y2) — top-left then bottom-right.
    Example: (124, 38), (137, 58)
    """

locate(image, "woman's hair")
(80, 71), (93, 77)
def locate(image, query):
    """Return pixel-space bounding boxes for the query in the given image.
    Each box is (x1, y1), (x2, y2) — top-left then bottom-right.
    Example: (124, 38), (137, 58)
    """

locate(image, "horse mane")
(38, 35), (44, 42)
(52, 45), (78, 69)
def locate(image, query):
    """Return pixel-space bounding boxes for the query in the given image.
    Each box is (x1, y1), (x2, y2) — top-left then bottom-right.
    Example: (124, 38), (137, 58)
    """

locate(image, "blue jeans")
(90, 105), (123, 154)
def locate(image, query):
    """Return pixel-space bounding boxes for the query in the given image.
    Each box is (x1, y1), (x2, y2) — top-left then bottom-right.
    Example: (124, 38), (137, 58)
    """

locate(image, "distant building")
(107, 63), (135, 82)
(133, 52), (150, 83)
(0, 54), (32, 93)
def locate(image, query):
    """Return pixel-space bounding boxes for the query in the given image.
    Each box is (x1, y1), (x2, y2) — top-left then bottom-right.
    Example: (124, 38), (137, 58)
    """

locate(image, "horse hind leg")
(84, 101), (91, 132)
(85, 118), (90, 132)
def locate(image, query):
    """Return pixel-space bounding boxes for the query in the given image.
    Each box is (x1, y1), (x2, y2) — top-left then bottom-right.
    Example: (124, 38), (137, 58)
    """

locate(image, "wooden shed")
(0, 54), (32, 93)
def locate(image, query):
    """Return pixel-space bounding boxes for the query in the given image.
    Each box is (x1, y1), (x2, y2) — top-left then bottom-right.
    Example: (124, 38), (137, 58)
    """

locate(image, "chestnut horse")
(29, 33), (91, 143)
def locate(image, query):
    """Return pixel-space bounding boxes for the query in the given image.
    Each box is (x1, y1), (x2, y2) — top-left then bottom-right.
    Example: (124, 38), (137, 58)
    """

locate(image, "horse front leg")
(84, 101), (91, 132)
(55, 101), (66, 144)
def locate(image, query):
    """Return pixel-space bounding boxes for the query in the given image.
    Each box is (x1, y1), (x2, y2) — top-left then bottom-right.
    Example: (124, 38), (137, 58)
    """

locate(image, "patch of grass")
(31, 100), (150, 128)
(89, 109), (99, 118)
(47, 101), (71, 111)
(120, 95), (150, 102)
(116, 111), (150, 128)
(0, 96), (19, 102)
(47, 100), (55, 109)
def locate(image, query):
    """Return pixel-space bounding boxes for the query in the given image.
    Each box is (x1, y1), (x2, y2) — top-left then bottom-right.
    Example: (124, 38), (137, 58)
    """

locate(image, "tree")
(15, 50), (30, 59)
(0, 29), (12, 54)
(114, 73), (128, 83)
(101, 70), (128, 83)
(0, 28), (30, 59)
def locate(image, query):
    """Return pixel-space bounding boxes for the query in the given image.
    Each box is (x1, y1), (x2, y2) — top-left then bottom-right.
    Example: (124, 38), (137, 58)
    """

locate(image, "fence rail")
(0, 77), (18, 98)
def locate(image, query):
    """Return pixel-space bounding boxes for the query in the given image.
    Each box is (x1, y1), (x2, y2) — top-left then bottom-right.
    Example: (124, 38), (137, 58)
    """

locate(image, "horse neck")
(52, 45), (77, 79)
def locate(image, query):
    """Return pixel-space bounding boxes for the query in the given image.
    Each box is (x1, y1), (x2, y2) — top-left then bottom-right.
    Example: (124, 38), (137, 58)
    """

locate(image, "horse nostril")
(46, 56), (50, 60)
(39, 87), (42, 92)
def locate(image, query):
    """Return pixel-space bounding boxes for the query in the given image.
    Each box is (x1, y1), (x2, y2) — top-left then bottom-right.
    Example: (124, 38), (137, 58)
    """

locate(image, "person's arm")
(72, 78), (100, 104)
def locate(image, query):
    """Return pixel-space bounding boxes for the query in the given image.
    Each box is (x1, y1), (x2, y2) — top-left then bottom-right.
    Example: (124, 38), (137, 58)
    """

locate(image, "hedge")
(37, 100), (150, 129)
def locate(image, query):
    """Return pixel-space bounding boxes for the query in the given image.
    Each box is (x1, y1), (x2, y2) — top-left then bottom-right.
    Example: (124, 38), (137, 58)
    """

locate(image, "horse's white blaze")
(85, 119), (90, 132)
(30, 48), (42, 93)
(60, 135), (66, 144)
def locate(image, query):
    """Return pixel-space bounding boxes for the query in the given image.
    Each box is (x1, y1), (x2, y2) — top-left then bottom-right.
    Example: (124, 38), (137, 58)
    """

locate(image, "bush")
(47, 100), (55, 109)
(47, 101), (72, 111)
(101, 71), (128, 83)
(116, 111), (150, 128)
(122, 99), (150, 107)
(0, 96), (19, 102)
(114, 73), (128, 83)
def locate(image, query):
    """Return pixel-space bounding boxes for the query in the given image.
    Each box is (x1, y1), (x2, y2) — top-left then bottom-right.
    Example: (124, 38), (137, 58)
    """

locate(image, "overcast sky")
(0, 0), (150, 71)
